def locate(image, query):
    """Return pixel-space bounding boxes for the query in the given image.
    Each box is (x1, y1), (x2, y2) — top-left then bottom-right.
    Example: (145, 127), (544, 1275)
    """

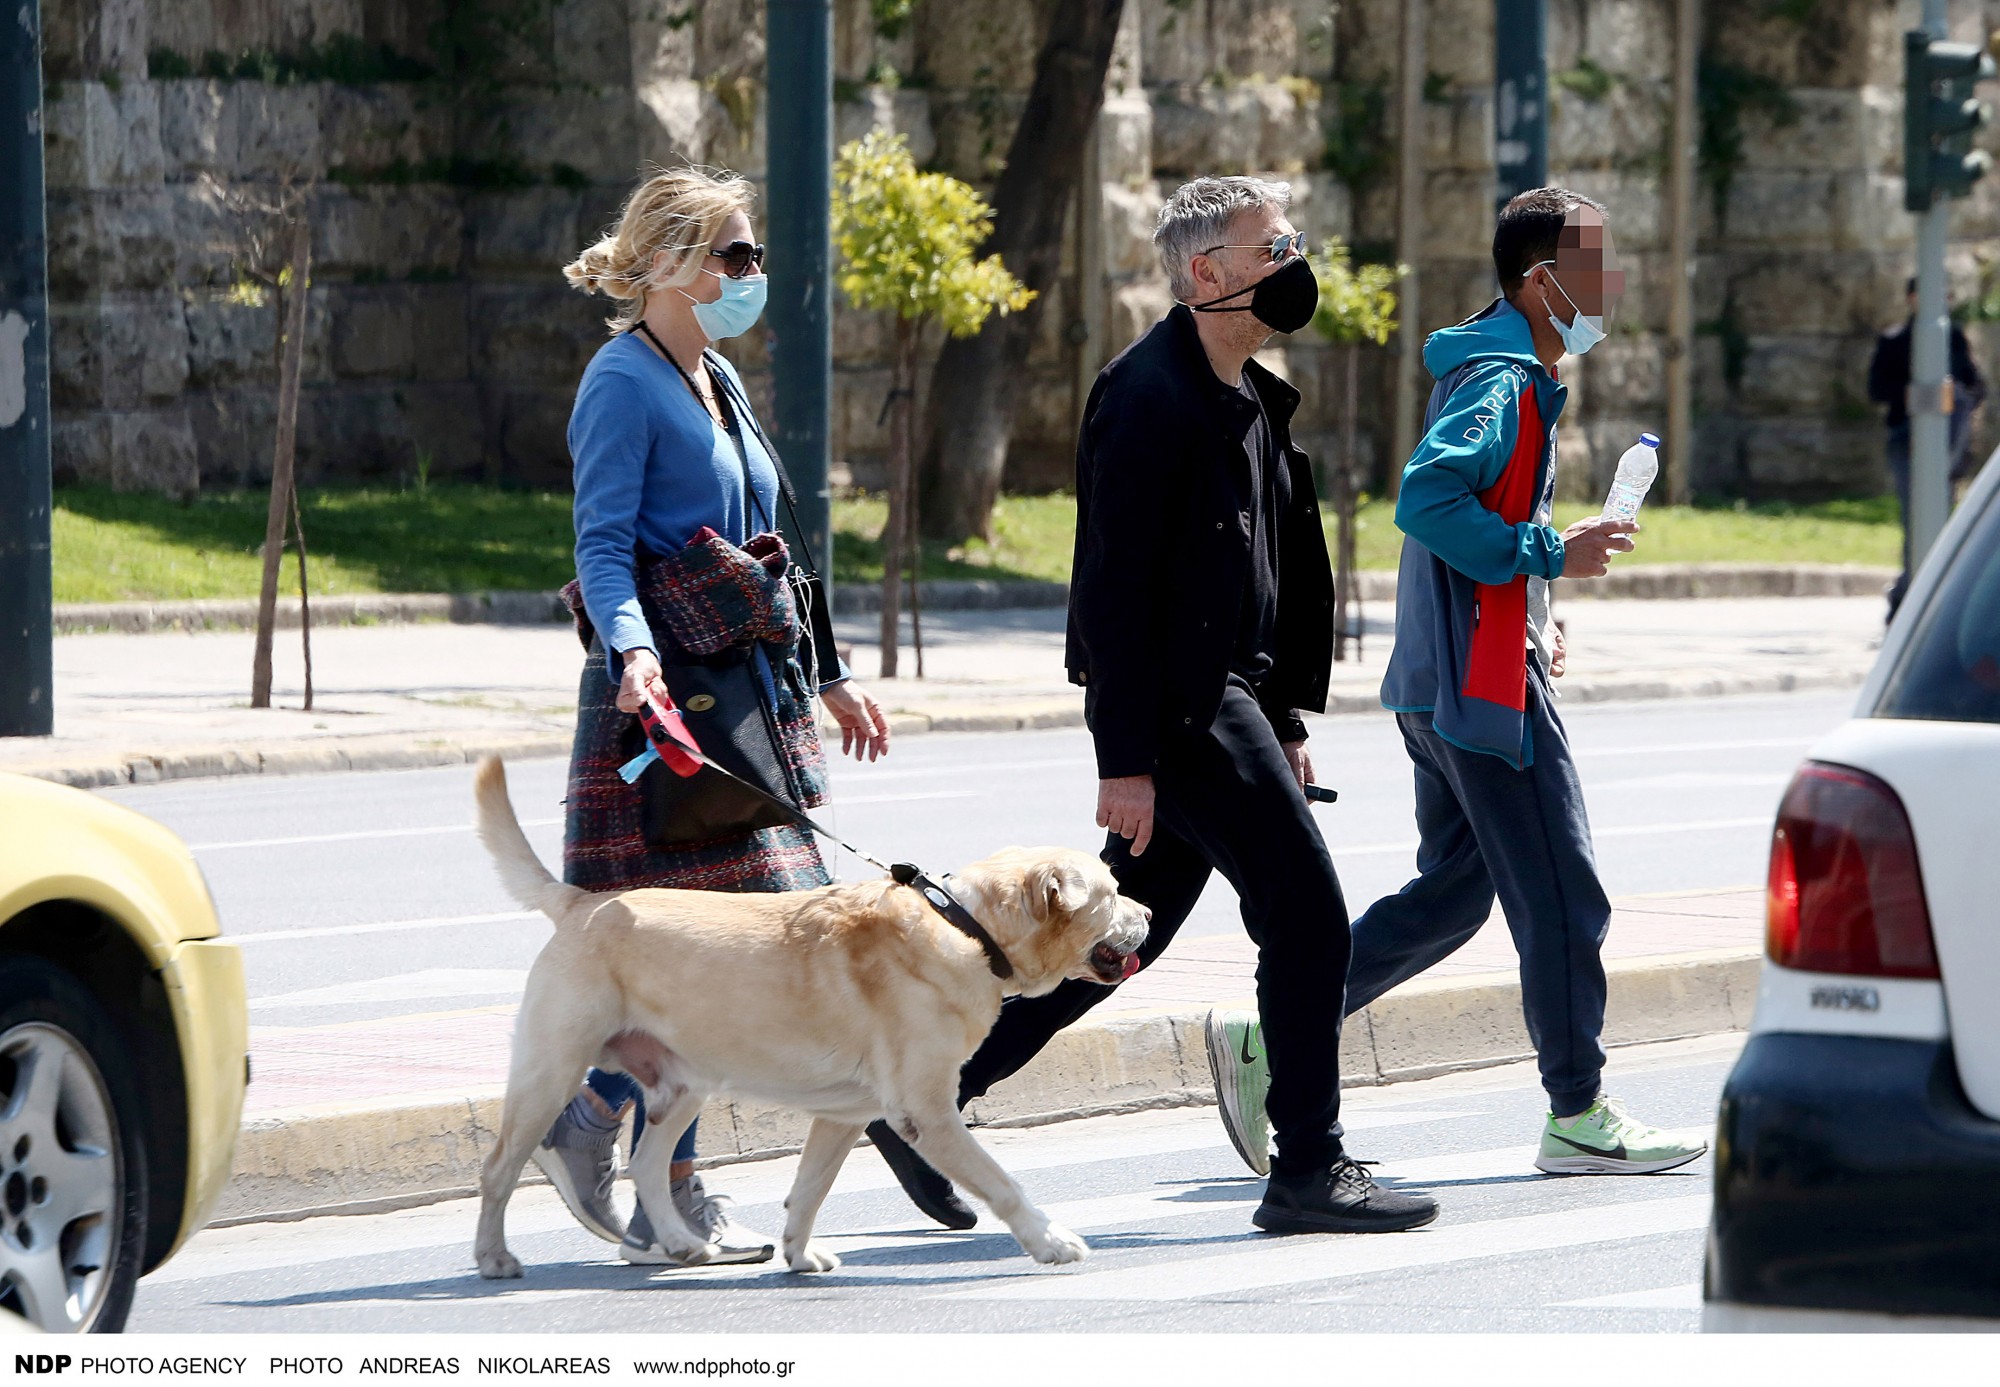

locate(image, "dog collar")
(890, 863), (1013, 980)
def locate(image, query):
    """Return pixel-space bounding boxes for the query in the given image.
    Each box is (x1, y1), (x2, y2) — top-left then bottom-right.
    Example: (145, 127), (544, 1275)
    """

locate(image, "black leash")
(633, 696), (1014, 980)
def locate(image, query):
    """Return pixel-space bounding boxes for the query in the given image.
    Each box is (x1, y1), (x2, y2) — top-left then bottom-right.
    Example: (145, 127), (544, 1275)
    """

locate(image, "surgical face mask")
(682, 269), (768, 341)
(1191, 253), (1319, 334)
(1531, 260), (1605, 357)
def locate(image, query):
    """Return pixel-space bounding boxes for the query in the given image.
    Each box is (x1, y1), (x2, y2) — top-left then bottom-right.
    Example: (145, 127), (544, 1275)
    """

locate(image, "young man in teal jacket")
(1207, 188), (1709, 1178)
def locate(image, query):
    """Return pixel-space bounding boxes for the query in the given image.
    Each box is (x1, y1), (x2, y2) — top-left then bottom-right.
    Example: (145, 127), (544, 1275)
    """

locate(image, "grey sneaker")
(619, 1175), (775, 1266)
(532, 1106), (625, 1244)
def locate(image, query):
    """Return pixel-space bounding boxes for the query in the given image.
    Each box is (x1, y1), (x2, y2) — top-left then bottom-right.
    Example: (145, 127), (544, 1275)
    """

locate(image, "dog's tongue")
(1120, 950), (1142, 980)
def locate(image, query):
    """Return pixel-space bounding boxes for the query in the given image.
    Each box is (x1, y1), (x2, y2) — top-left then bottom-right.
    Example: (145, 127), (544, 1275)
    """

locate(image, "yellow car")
(0, 773), (246, 1332)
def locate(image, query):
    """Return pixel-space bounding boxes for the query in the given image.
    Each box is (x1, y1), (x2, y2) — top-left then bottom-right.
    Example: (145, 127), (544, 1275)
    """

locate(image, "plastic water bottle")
(1602, 433), (1661, 522)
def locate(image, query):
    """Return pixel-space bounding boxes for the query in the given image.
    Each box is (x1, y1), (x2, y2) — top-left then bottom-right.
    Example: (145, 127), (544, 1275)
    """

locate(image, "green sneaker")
(1204, 1008), (1271, 1176)
(1535, 1094), (1709, 1175)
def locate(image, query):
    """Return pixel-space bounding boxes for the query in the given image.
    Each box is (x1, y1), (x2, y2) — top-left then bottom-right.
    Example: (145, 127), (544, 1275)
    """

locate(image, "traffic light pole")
(1910, 198), (1952, 577)
(765, 0), (834, 591)
(0, 0), (53, 738)
(1492, 0), (1547, 209)
(1907, 0), (1970, 578)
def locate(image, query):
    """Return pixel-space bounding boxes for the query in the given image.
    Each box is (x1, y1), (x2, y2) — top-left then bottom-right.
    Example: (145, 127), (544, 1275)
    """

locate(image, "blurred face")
(1525, 205), (1623, 327)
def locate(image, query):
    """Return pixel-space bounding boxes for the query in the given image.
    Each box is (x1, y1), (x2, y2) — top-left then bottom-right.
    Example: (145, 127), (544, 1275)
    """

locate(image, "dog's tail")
(473, 756), (587, 924)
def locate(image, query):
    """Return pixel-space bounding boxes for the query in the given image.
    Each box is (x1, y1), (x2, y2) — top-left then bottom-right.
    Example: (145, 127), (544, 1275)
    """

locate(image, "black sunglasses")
(707, 240), (766, 279)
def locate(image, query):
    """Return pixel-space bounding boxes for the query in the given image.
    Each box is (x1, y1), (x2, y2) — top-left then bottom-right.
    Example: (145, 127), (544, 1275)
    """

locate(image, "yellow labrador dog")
(470, 757), (1149, 1278)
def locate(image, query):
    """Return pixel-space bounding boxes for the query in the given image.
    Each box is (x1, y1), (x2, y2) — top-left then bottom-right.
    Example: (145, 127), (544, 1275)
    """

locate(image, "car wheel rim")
(0, 1022), (123, 1333)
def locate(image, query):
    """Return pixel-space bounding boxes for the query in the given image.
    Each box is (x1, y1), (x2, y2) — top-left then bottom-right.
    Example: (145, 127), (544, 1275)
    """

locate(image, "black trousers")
(956, 677), (1350, 1174)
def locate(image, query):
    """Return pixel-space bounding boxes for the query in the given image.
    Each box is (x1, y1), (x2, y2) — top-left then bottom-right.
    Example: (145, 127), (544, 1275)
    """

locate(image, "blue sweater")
(569, 333), (780, 677)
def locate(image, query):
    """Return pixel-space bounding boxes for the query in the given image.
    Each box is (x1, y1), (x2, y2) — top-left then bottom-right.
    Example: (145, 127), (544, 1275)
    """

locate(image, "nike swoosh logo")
(1239, 1029), (1260, 1067)
(1550, 1130), (1624, 1161)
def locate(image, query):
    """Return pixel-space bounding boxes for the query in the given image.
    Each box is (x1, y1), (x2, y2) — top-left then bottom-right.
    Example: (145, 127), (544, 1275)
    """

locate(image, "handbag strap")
(704, 351), (827, 579)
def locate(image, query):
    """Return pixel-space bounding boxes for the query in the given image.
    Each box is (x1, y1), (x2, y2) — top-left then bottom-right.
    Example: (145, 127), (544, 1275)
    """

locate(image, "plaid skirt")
(562, 640), (830, 895)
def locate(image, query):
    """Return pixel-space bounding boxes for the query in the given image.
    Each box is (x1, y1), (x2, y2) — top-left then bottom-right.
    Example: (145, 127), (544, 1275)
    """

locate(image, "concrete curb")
(4, 663), (1866, 789)
(214, 947), (1759, 1226)
(53, 591), (570, 635)
(50, 564), (1894, 634)
(8, 732), (575, 791)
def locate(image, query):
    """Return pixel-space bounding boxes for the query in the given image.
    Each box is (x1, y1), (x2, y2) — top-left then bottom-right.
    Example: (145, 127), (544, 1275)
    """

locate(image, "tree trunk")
(289, 478), (313, 711)
(916, 0), (1126, 545)
(878, 318), (916, 679)
(251, 213), (311, 709)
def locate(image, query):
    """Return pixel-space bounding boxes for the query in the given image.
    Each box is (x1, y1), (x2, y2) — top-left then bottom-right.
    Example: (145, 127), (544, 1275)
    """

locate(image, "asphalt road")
(130, 1033), (1740, 1332)
(100, 689), (1855, 1028)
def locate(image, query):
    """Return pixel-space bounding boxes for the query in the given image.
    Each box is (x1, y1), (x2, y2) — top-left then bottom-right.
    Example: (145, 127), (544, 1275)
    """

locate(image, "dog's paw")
(785, 1239), (841, 1273)
(476, 1247), (525, 1280)
(1020, 1221), (1089, 1266)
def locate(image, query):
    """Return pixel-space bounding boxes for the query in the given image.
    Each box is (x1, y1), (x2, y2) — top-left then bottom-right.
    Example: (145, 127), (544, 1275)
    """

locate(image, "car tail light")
(1766, 761), (1939, 978)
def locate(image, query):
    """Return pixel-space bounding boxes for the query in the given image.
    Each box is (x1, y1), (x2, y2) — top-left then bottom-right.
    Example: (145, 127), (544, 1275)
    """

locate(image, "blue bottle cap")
(1639, 432), (1661, 448)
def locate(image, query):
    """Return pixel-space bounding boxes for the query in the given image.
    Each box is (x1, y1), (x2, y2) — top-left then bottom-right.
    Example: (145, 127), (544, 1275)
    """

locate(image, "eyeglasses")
(707, 241), (766, 279)
(1200, 231), (1307, 263)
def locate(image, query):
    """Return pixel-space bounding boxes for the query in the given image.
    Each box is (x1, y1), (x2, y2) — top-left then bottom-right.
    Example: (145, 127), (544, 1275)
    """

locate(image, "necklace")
(633, 320), (722, 422)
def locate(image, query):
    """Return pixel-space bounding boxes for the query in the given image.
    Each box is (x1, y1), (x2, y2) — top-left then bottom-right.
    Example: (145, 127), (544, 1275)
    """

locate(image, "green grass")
(53, 486), (578, 603)
(828, 493), (1079, 586)
(49, 484), (1901, 604)
(833, 494), (1902, 582)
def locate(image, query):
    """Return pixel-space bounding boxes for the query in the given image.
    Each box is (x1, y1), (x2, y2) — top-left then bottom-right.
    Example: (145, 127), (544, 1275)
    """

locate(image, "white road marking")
(1573, 737), (1813, 758)
(938, 1194), (1711, 1303)
(1556, 1282), (1704, 1310)
(1335, 816), (1769, 858)
(190, 819), (561, 851)
(230, 910), (541, 946)
(191, 790), (977, 853)
(248, 969), (530, 1011)
(821, 791), (981, 807)
(151, 1107), (1484, 1287)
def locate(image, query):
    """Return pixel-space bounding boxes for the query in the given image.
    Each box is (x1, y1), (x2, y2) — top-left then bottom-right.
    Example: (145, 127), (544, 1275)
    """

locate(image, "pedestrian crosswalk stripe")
(1555, 1282), (1703, 1310)
(934, 1194), (1711, 1303)
(671, 1143), (1707, 1282)
(152, 1119), (1488, 1295)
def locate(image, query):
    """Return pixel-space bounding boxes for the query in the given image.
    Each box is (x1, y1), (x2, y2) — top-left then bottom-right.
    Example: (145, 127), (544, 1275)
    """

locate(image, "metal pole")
(765, 0), (835, 587)
(1663, 0), (1699, 506)
(1, 0), (53, 738)
(1390, 0), (1427, 500)
(1492, 0), (1547, 209)
(1910, 0), (1952, 574)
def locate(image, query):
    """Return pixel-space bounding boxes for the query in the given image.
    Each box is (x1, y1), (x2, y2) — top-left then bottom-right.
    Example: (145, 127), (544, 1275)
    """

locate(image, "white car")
(1703, 457), (2000, 1330)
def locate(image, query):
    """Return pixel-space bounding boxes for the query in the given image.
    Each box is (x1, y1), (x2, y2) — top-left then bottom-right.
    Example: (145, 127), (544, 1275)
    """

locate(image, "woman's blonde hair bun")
(564, 165), (755, 332)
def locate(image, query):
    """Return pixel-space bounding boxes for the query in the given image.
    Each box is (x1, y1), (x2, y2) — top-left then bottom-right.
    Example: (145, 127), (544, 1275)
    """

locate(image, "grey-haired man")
(866, 176), (1439, 1237)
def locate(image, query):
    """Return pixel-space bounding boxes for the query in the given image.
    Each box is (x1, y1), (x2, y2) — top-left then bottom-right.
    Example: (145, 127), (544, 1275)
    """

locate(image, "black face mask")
(1190, 253), (1319, 334)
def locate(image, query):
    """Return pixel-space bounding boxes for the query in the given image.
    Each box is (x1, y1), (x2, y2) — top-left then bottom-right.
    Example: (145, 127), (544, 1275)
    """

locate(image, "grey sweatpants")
(1346, 662), (1611, 1117)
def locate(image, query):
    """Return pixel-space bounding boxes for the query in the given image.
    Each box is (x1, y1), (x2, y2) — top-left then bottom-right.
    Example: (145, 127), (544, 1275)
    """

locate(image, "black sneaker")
(1252, 1156), (1440, 1234)
(866, 1119), (978, 1230)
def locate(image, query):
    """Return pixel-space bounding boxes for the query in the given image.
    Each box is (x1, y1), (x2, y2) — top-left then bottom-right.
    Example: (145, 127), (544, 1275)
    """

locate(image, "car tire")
(0, 956), (149, 1333)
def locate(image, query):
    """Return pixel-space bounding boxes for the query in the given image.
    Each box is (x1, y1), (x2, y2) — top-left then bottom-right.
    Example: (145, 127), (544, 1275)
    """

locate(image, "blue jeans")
(1346, 662), (1610, 1117)
(587, 1069), (697, 1164)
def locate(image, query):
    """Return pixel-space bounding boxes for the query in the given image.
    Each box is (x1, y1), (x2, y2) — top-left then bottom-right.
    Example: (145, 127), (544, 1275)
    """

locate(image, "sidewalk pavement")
(221, 885), (1764, 1224)
(3, 595), (1883, 788)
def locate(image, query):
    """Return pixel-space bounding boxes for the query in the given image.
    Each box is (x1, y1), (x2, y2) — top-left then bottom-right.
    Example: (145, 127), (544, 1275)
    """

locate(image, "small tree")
(833, 132), (1033, 678)
(1311, 240), (1407, 663)
(198, 172), (318, 708)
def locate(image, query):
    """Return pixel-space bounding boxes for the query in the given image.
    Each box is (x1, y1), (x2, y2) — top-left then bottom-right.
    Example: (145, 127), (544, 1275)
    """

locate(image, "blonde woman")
(536, 167), (891, 1266)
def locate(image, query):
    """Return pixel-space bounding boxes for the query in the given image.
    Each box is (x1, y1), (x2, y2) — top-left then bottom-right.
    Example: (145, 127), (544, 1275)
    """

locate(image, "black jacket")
(1065, 304), (1335, 779)
(1868, 318), (1986, 428)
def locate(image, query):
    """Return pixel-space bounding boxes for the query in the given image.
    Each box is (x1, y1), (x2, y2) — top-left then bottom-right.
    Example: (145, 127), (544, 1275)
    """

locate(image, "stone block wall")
(40, 0), (2000, 504)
